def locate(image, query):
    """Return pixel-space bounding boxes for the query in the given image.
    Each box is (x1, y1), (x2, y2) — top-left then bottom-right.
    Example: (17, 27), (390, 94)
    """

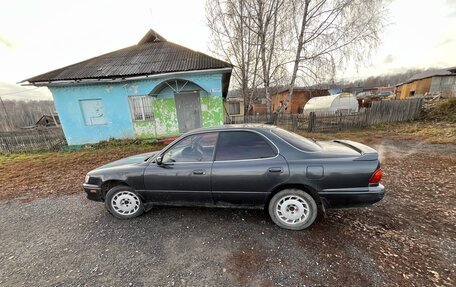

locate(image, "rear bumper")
(319, 184), (384, 208)
(83, 183), (103, 202)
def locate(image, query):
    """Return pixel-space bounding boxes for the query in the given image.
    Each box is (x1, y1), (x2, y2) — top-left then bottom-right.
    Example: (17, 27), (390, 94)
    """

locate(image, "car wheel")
(268, 189), (318, 230)
(105, 185), (144, 219)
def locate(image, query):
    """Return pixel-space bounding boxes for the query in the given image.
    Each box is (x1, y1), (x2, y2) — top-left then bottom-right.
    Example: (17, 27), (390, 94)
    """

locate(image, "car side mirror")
(156, 155), (163, 165)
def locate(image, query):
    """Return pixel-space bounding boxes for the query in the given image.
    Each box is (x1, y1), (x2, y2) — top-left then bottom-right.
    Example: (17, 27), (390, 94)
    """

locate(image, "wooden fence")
(242, 97), (424, 132)
(305, 112), (369, 132)
(0, 127), (67, 154)
(0, 98), (423, 153)
(367, 97), (423, 124)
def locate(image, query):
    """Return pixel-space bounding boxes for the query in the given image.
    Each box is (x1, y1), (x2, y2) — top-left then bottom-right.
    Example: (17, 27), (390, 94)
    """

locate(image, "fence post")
(2, 136), (10, 153)
(338, 113), (342, 131)
(271, 112), (278, 125)
(292, 114), (297, 131)
(308, 112), (316, 132)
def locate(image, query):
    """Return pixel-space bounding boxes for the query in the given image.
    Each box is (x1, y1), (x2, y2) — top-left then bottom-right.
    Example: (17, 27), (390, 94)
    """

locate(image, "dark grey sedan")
(83, 125), (384, 230)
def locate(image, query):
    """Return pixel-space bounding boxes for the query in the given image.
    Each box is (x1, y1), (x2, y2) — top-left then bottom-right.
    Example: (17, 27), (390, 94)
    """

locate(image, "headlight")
(85, 174), (90, 183)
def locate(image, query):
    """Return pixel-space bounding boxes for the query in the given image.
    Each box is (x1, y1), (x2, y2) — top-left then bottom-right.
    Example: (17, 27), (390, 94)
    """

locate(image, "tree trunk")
(283, 0), (310, 113)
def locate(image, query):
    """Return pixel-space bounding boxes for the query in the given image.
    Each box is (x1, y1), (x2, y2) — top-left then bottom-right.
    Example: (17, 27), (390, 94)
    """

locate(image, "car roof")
(190, 124), (279, 133)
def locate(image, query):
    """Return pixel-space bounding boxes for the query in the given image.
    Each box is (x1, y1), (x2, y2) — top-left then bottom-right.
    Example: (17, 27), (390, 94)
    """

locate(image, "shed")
(429, 74), (456, 97)
(36, 114), (60, 126)
(21, 28), (232, 145)
(395, 68), (456, 99)
(271, 88), (327, 113)
(303, 93), (358, 114)
(224, 96), (244, 123)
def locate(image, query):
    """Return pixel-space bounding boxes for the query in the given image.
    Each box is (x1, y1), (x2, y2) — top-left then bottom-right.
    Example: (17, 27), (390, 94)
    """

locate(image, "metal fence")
(240, 97), (424, 132)
(0, 127), (67, 154)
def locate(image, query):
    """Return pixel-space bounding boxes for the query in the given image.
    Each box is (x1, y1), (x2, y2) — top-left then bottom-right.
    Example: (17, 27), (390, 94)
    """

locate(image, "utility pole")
(0, 96), (13, 131)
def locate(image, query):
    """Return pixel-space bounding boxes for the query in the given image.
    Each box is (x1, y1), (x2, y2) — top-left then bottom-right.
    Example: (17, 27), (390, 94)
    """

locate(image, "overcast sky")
(0, 0), (455, 100)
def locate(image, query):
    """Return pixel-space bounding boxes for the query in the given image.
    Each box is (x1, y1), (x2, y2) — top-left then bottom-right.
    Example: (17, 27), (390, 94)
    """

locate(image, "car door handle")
(192, 169), (206, 175)
(268, 167), (283, 173)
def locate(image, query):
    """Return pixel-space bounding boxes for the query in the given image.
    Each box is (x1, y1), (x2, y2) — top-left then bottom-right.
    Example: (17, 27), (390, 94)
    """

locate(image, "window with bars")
(128, 96), (154, 121)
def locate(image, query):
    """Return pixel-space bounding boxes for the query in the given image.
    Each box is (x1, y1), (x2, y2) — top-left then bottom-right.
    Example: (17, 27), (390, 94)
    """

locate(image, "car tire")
(268, 189), (318, 230)
(105, 185), (144, 219)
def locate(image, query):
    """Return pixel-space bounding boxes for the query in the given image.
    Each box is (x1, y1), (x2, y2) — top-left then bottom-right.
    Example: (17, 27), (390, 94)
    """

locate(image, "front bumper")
(83, 183), (103, 202)
(319, 184), (385, 208)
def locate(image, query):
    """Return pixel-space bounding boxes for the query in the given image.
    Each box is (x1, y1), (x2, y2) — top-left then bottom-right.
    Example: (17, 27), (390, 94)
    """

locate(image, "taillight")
(369, 169), (383, 184)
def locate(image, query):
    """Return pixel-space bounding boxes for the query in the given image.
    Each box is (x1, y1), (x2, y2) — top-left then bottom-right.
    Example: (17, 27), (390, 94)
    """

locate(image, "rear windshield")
(272, 128), (321, 152)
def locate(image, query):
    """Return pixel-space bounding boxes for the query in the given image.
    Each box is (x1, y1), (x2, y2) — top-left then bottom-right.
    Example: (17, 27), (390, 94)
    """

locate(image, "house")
(224, 96), (244, 123)
(248, 103), (268, 115)
(21, 29), (232, 145)
(395, 67), (456, 99)
(429, 67), (456, 97)
(21, 113), (60, 129)
(271, 88), (328, 113)
(35, 114), (60, 127)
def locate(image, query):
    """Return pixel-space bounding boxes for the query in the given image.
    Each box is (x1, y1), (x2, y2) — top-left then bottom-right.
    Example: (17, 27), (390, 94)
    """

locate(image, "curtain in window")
(128, 96), (154, 121)
(229, 102), (240, 115)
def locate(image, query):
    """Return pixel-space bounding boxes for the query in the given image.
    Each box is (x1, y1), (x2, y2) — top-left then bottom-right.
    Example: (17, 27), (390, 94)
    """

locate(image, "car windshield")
(272, 128), (321, 152)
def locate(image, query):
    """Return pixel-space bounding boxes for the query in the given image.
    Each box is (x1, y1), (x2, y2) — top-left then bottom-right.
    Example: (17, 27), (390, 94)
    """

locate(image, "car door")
(211, 130), (290, 207)
(142, 132), (218, 204)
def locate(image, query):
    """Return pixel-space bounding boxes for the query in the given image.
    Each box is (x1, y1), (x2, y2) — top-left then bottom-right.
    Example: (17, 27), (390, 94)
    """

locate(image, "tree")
(245, 0), (289, 113)
(206, 0), (387, 115)
(206, 0), (290, 113)
(0, 100), (55, 132)
(206, 0), (261, 108)
(282, 0), (387, 111)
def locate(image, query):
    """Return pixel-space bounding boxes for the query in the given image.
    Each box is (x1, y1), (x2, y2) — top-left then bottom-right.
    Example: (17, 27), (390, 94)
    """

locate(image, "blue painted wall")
(50, 71), (224, 145)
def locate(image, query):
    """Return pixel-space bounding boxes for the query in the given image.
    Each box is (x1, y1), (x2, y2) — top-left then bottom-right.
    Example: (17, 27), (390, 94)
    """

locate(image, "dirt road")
(0, 140), (455, 286)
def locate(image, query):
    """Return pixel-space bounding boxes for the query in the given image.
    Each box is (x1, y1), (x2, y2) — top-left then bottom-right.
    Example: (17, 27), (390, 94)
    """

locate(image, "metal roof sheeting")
(23, 31), (232, 84)
(407, 69), (452, 83)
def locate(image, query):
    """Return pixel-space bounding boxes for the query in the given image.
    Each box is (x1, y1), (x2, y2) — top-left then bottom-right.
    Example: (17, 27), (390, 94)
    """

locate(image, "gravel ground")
(0, 194), (385, 287)
(1, 140), (455, 286)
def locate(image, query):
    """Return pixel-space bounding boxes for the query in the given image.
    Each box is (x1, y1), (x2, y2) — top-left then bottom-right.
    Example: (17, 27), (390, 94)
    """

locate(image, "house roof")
(276, 87), (330, 95)
(22, 29), (232, 84)
(35, 114), (60, 125)
(398, 66), (456, 85)
(406, 69), (452, 82)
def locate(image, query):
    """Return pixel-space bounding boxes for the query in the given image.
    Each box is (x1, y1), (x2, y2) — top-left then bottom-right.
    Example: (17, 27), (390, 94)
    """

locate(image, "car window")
(272, 128), (321, 152)
(162, 132), (218, 163)
(215, 131), (277, 161)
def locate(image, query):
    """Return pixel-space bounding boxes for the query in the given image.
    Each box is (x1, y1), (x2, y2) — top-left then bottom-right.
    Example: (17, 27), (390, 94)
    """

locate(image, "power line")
(0, 86), (42, 96)
(2, 93), (52, 99)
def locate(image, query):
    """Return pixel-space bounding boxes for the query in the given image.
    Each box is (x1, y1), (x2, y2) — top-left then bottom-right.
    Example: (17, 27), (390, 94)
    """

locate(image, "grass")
(296, 98), (456, 144)
(2, 98), (455, 165)
(0, 140), (166, 165)
(296, 120), (456, 145)
(2, 120), (453, 165)
(424, 97), (456, 122)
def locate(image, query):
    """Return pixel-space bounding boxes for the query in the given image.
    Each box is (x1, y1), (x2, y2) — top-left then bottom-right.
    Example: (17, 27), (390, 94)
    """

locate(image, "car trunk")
(317, 140), (379, 161)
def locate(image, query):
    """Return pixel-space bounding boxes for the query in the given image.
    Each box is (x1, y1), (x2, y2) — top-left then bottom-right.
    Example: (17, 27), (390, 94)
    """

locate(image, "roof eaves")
(24, 67), (233, 86)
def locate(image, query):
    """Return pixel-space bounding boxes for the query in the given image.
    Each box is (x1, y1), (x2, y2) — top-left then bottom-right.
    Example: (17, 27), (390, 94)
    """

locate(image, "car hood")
(94, 151), (158, 170)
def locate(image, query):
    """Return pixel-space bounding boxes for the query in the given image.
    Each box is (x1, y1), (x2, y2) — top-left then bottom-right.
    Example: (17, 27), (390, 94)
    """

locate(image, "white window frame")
(228, 102), (241, 115)
(79, 98), (108, 126)
(128, 96), (154, 122)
